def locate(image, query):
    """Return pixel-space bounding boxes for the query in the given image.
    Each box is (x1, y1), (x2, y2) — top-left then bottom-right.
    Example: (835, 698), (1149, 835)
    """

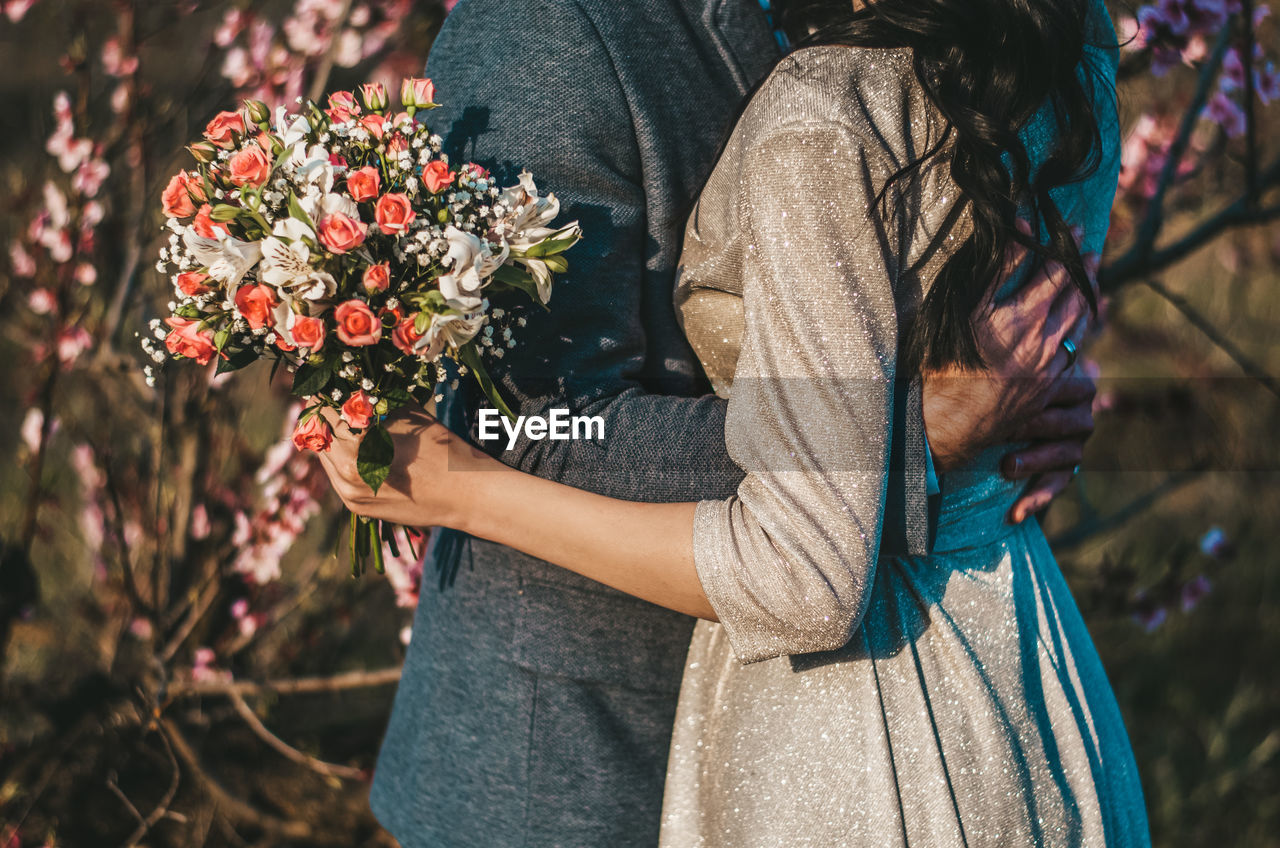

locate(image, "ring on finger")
(1061, 337), (1079, 370)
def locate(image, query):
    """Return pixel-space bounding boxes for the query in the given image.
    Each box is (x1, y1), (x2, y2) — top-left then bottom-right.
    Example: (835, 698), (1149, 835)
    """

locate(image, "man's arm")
(426, 0), (743, 503)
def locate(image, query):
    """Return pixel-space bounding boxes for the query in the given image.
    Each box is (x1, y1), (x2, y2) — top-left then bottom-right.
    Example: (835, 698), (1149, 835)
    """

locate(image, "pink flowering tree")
(0, 0), (1276, 846)
(0, 2), (442, 845)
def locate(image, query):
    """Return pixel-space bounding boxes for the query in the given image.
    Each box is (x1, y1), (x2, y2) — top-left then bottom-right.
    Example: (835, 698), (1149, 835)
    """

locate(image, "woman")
(321, 0), (1150, 841)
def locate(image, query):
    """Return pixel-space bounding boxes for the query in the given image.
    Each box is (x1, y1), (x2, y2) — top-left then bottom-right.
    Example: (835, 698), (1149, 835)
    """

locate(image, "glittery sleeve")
(692, 119), (901, 664)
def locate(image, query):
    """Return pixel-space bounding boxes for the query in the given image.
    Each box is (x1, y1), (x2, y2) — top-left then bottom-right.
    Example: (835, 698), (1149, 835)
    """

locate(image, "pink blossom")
(100, 37), (138, 76)
(1132, 603), (1167, 633)
(55, 325), (92, 365)
(190, 503), (211, 540)
(74, 262), (96, 285)
(1257, 61), (1280, 104)
(1204, 91), (1247, 137)
(214, 8), (248, 47)
(21, 408), (59, 453)
(128, 617), (153, 640)
(110, 82), (130, 114)
(10, 241), (36, 277)
(1180, 574), (1212, 612)
(3, 0), (38, 22)
(191, 647), (231, 683)
(27, 288), (55, 314)
(335, 28), (364, 67)
(73, 157), (110, 197)
(221, 46), (254, 87)
(384, 544), (424, 608)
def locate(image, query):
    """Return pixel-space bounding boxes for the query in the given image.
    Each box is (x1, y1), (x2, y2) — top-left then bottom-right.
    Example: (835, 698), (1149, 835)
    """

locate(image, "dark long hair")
(774, 0), (1106, 372)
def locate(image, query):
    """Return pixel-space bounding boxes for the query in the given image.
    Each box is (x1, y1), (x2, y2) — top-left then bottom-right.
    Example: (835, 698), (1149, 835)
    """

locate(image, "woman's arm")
(317, 408), (716, 619)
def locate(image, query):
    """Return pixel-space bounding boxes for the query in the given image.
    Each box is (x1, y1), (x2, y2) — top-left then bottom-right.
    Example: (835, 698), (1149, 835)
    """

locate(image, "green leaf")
(542, 254), (569, 274)
(349, 511), (363, 577)
(371, 524), (386, 574)
(459, 343), (517, 422)
(356, 425), (395, 494)
(381, 386), (414, 411)
(490, 265), (540, 302)
(175, 303), (203, 319)
(216, 346), (258, 374)
(291, 362), (330, 398)
(209, 203), (245, 222)
(382, 521), (401, 559)
(287, 192), (316, 231)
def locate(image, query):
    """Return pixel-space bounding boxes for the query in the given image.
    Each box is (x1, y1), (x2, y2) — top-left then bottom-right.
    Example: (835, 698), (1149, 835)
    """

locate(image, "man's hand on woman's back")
(921, 233), (1100, 523)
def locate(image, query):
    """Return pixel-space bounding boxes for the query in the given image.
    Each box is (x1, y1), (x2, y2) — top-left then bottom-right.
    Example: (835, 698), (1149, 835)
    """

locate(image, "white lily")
(279, 112), (312, 150)
(416, 307), (486, 359)
(182, 229), (263, 291)
(521, 257), (554, 305)
(290, 143), (336, 195)
(259, 235), (336, 302)
(498, 171), (561, 234)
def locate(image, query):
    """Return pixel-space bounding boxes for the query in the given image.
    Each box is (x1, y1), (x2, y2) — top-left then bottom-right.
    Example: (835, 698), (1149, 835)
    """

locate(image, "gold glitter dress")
(660, 32), (1151, 848)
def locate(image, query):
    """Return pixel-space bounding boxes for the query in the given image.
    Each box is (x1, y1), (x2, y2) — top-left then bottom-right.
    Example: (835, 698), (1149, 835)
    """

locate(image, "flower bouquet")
(145, 78), (580, 574)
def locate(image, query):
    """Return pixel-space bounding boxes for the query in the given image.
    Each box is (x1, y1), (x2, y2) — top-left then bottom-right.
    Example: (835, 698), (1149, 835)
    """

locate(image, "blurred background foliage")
(0, 0), (1278, 845)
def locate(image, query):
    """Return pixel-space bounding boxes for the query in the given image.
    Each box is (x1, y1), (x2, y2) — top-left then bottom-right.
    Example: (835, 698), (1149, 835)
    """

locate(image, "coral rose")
(360, 82), (388, 111)
(422, 160), (454, 194)
(176, 271), (214, 296)
(334, 299), (381, 346)
(292, 415), (333, 453)
(325, 90), (360, 123)
(363, 262), (390, 293)
(375, 193), (416, 234)
(346, 166), (381, 202)
(359, 114), (387, 140)
(204, 110), (246, 148)
(234, 283), (279, 330)
(228, 145), (271, 188)
(391, 314), (425, 356)
(401, 77), (436, 108)
(162, 170), (202, 218)
(163, 316), (217, 365)
(290, 314), (326, 351)
(191, 204), (230, 239)
(317, 212), (367, 254)
(341, 390), (377, 430)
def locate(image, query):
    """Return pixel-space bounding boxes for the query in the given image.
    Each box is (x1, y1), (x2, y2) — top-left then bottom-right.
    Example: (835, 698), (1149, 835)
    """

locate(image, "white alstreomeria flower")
(415, 304), (486, 360)
(497, 170), (560, 234)
(437, 225), (508, 310)
(182, 228), (263, 291)
(259, 217), (337, 303)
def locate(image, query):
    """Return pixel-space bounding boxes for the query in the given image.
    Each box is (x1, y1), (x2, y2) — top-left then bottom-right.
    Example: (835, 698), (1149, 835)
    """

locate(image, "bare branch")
(116, 729), (181, 848)
(168, 667), (402, 699)
(1049, 469), (1206, 551)
(1101, 187), (1280, 289)
(159, 566), (222, 663)
(1141, 279), (1280, 399)
(1132, 25), (1234, 259)
(228, 691), (367, 781)
(159, 718), (314, 841)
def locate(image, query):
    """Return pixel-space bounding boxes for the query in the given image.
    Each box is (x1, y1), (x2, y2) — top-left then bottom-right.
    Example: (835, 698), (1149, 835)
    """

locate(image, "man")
(366, 0), (1096, 845)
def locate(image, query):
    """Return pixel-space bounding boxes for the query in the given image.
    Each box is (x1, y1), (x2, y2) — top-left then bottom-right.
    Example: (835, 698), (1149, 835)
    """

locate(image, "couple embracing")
(317, 0), (1151, 844)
